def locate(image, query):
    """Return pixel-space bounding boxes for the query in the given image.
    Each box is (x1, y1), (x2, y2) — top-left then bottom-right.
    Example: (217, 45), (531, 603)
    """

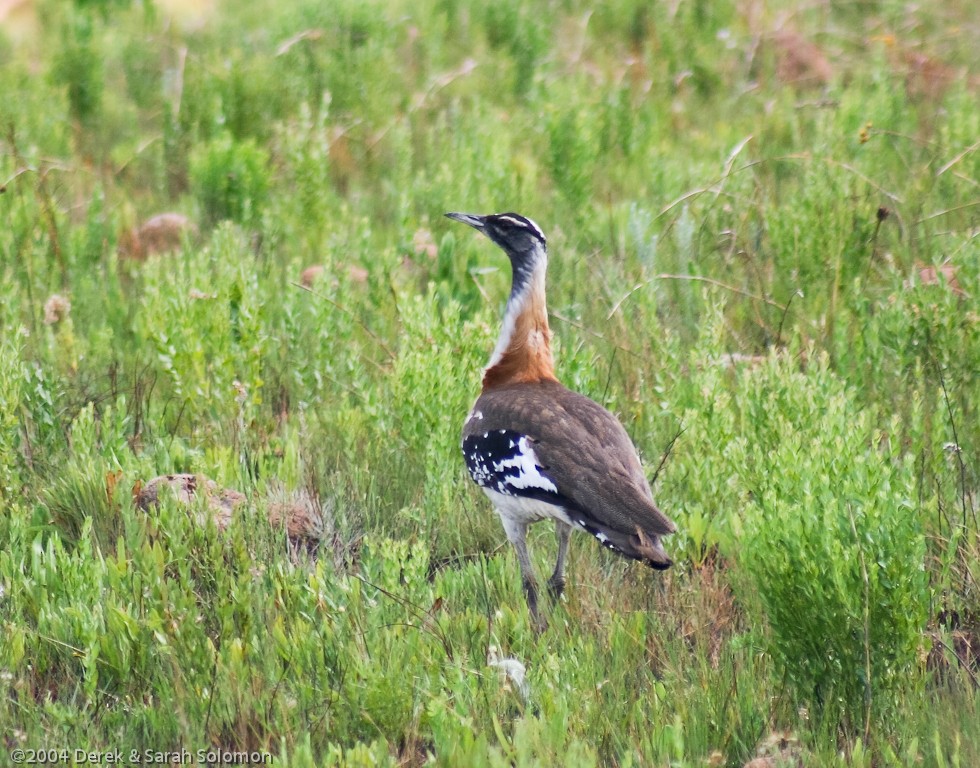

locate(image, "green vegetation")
(1, 0), (978, 764)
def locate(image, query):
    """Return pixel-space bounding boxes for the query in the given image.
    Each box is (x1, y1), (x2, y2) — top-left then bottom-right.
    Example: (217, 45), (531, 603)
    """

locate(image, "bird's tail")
(579, 518), (673, 570)
(632, 526), (673, 570)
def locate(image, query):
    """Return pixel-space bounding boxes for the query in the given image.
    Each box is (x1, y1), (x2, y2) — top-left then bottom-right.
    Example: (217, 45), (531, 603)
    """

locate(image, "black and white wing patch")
(463, 429), (560, 500)
(462, 429), (668, 566)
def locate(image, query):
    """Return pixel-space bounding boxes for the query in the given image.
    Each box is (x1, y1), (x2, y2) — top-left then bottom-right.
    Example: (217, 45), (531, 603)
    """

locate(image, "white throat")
(484, 256), (547, 373)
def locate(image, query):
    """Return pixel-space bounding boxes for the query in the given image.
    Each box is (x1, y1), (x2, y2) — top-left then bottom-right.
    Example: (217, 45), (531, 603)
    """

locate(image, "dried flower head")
(232, 379), (248, 406)
(413, 227), (438, 259)
(43, 294), (71, 325)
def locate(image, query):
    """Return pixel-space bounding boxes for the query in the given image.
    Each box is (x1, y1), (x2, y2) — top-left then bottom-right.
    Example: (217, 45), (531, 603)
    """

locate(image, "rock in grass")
(300, 264), (326, 287)
(904, 262), (966, 297)
(134, 473), (244, 530)
(771, 29), (832, 89)
(265, 484), (324, 555)
(300, 263), (369, 288)
(743, 730), (803, 768)
(134, 474), (325, 554)
(119, 213), (197, 261)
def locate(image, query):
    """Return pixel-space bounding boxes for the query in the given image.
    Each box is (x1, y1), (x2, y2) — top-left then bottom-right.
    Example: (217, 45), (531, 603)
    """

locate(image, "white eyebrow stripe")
(497, 214), (543, 235)
(523, 217), (545, 242)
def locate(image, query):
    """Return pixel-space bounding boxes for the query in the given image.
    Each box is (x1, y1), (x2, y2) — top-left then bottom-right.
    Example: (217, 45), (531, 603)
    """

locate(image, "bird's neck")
(483, 254), (557, 389)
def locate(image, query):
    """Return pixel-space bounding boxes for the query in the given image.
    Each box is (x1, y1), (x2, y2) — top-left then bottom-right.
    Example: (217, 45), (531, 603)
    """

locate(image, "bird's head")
(445, 212), (547, 271)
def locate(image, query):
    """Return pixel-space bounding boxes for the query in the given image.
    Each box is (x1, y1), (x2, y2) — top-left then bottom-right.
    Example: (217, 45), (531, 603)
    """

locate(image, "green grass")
(1, 0), (978, 764)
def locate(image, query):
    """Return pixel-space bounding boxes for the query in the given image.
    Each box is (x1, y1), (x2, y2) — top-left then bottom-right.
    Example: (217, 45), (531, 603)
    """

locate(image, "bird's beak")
(445, 212), (486, 231)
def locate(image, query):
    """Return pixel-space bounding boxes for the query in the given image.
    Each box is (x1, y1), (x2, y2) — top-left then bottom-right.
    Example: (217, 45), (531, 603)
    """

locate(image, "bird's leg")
(547, 520), (572, 602)
(501, 518), (545, 631)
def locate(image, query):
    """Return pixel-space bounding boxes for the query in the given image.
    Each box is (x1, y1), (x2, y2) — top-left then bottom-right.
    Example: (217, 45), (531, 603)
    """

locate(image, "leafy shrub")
(733, 354), (928, 733)
(134, 224), (269, 433)
(50, 9), (104, 129)
(190, 132), (271, 228)
(546, 106), (597, 216)
(480, 0), (548, 98)
(0, 329), (24, 503)
(42, 400), (134, 550)
(363, 288), (497, 556)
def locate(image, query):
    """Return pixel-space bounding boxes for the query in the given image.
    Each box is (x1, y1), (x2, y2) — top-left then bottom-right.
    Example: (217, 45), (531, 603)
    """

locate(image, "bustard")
(447, 211), (676, 629)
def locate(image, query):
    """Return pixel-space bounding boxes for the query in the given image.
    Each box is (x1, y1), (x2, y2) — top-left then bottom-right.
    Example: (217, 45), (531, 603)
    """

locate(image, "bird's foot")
(546, 576), (565, 604)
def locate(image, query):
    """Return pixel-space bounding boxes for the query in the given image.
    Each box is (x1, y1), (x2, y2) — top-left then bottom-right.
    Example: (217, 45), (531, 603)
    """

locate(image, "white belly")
(483, 487), (575, 528)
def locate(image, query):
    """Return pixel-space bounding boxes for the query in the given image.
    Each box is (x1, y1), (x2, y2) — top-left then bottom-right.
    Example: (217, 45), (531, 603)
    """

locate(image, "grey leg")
(501, 518), (545, 631)
(547, 520), (572, 602)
